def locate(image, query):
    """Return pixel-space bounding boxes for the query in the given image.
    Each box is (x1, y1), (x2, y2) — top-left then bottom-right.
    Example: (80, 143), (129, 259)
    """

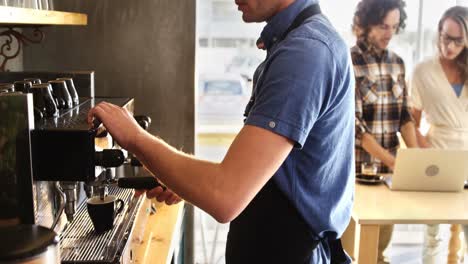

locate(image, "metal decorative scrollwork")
(0, 27), (44, 72)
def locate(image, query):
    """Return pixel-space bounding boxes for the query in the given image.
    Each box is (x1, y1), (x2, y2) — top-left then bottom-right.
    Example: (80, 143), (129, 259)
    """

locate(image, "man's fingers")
(155, 190), (172, 203)
(87, 107), (98, 126)
(87, 103), (106, 127)
(146, 186), (164, 199)
(142, 187), (182, 205)
(166, 195), (180, 205)
(134, 189), (145, 197)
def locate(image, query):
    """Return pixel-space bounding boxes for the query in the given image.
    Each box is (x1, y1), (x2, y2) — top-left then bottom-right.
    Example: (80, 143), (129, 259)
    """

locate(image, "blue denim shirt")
(244, 0), (355, 262)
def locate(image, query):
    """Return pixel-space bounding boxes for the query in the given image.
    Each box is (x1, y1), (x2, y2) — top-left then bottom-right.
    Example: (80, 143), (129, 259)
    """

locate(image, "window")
(199, 38), (209, 47)
(204, 80), (242, 95)
(419, 0), (457, 61)
(212, 1), (238, 21)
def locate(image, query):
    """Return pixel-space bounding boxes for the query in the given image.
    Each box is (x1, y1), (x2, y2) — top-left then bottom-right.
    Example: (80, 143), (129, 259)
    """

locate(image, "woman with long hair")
(411, 6), (468, 263)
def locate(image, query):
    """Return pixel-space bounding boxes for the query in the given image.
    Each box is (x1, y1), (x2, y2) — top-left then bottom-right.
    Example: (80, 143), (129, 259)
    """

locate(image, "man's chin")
(242, 14), (258, 23)
(379, 41), (390, 50)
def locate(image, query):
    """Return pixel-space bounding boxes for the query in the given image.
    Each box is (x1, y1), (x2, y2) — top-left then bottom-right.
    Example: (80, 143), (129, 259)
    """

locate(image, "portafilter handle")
(117, 176), (165, 190)
(86, 177), (166, 199)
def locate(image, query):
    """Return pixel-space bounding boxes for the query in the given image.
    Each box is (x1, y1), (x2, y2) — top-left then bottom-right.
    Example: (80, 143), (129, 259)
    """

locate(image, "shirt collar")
(356, 38), (389, 60)
(259, 0), (317, 50)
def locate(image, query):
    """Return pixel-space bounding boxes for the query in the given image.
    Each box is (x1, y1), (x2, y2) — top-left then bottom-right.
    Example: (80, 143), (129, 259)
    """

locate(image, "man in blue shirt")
(88, 0), (355, 263)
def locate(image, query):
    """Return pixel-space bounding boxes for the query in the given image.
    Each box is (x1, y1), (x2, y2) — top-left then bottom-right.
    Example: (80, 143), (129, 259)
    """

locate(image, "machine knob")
(134, 115), (151, 131)
(95, 149), (125, 168)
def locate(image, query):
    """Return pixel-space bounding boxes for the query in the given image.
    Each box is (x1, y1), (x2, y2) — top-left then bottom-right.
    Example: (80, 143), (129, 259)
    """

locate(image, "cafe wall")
(22, 0), (196, 154)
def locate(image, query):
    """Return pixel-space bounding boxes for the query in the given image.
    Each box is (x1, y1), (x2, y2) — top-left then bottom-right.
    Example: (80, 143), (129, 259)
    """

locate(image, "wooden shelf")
(0, 6), (87, 26)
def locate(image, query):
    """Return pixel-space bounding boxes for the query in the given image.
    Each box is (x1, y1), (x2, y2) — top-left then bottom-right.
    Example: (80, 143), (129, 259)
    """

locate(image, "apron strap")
(280, 4), (321, 42)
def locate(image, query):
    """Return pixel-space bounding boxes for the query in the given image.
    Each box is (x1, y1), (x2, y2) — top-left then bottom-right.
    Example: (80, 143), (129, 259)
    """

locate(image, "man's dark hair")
(352, 0), (407, 38)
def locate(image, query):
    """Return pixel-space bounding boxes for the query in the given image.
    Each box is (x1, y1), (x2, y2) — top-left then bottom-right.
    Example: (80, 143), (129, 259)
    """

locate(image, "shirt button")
(269, 121), (276, 128)
(272, 37), (278, 42)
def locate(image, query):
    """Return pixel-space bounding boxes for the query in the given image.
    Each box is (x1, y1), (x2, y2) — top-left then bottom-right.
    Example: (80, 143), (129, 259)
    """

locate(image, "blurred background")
(194, 1), (468, 263)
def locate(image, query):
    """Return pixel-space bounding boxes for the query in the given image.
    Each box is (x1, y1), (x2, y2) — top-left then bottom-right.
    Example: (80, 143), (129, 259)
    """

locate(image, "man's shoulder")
(350, 45), (366, 66)
(292, 15), (348, 54)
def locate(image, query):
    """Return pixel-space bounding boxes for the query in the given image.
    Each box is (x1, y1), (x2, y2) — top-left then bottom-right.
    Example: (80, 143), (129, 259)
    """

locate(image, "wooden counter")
(342, 183), (468, 264)
(128, 198), (185, 264)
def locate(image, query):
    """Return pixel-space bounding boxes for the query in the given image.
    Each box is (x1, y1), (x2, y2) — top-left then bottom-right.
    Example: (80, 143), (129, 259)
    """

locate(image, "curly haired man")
(351, 0), (419, 263)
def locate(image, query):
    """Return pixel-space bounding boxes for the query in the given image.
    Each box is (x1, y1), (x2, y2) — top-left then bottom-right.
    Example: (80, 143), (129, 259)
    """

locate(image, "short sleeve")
(245, 36), (335, 148)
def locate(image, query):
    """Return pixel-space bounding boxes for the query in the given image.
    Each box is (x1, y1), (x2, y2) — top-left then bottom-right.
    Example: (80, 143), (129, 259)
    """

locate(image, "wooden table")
(342, 183), (468, 264)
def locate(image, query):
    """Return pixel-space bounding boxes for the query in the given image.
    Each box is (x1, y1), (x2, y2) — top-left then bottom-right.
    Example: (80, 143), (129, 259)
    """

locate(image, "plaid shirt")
(351, 39), (413, 173)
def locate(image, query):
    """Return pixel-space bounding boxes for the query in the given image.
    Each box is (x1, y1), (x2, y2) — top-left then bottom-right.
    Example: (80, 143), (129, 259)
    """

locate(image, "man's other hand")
(135, 187), (183, 205)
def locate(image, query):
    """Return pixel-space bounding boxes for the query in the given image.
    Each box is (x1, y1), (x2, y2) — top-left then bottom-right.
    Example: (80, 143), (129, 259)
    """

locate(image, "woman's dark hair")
(437, 6), (468, 82)
(352, 0), (407, 38)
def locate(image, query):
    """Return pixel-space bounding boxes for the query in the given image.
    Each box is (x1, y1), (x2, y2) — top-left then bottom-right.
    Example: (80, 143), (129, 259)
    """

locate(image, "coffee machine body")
(32, 97), (134, 182)
(1, 72), (148, 263)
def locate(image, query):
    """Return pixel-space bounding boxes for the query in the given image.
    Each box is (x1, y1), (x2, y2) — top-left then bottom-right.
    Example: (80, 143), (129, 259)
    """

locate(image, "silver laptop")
(385, 148), (468, 192)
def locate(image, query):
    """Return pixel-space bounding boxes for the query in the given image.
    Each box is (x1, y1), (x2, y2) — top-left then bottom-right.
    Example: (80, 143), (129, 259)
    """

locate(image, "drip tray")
(60, 187), (142, 263)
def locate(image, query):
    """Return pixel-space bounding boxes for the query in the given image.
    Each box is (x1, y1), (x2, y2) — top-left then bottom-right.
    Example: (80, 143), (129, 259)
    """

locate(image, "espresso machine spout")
(59, 181), (78, 222)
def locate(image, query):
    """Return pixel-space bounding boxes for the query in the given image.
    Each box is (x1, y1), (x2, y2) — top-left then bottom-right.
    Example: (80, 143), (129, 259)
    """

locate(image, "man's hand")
(87, 102), (146, 153)
(361, 132), (396, 170)
(135, 187), (183, 205)
(388, 156), (395, 171)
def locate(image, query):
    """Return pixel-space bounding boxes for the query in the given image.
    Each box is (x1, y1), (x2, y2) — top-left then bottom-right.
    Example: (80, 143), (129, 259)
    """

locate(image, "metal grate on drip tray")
(60, 187), (143, 263)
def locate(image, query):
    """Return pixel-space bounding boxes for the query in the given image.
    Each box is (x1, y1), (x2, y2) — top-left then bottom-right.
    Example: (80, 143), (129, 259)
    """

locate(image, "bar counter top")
(129, 198), (185, 264)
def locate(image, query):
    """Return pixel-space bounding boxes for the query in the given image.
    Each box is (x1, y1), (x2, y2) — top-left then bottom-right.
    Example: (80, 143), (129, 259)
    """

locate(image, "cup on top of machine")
(24, 78), (42, 85)
(13, 81), (33, 93)
(56, 77), (79, 106)
(48, 80), (73, 109)
(0, 83), (15, 93)
(30, 83), (59, 118)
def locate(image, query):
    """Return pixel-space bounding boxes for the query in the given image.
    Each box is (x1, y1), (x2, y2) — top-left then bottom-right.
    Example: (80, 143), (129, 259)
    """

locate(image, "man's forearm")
(133, 131), (228, 220)
(400, 121), (419, 148)
(130, 125), (294, 223)
(361, 133), (395, 169)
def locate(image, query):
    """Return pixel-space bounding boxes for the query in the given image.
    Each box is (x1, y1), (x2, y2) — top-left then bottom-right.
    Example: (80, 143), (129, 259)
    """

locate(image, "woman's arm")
(411, 108), (432, 148)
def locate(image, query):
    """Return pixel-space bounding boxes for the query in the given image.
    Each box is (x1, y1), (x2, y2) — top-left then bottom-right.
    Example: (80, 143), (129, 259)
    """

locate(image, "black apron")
(226, 4), (349, 264)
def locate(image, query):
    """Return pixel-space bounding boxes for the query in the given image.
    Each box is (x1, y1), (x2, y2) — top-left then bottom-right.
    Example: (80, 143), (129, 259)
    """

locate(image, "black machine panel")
(32, 97), (134, 182)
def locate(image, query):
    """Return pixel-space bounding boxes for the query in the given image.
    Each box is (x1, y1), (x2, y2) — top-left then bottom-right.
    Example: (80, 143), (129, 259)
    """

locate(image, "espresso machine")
(0, 71), (156, 263)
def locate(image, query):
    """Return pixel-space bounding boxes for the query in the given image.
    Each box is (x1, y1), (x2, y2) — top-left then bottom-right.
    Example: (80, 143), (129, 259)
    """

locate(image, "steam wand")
(51, 182), (66, 230)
